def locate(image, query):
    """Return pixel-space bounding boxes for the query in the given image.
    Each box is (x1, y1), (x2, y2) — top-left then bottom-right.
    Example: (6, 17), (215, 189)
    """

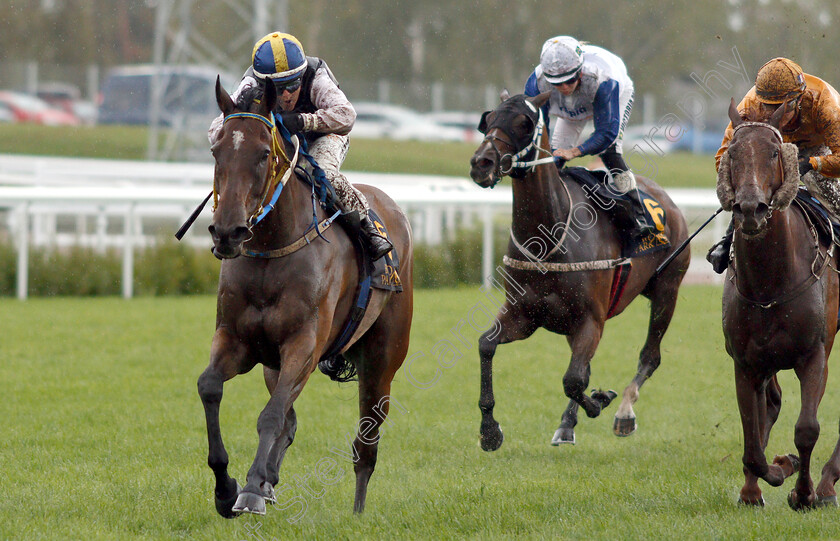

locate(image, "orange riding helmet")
(754, 57), (807, 104)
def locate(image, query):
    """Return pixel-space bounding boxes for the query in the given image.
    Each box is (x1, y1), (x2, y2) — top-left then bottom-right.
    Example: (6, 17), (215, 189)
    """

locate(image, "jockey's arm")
(810, 91), (840, 178)
(524, 71), (551, 130)
(576, 79), (620, 156)
(304, 67), (356, 136)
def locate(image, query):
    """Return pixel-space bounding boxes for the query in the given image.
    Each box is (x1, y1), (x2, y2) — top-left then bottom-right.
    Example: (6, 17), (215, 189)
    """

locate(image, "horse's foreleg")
(816, 419), (840, 506)
(615, 281), (678, 437)
(734, 368), (794, 505)
(197, 329), (249, 518)
(551, 400), (580, 445)
(787, 353), (827, 511)
(235, 338), (315, 516)
(262, 368), (298, 496)
(564, 319), (613, 420)
(478, 307), (535, 452)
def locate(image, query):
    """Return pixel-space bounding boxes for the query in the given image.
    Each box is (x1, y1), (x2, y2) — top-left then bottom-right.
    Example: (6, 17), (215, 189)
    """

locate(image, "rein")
(486, 97), (629, 273)
(481, 101), (555, 182)
(731, 198), (834, 309)
(218, 111), (342, 259)
(217, 112), (296, 228)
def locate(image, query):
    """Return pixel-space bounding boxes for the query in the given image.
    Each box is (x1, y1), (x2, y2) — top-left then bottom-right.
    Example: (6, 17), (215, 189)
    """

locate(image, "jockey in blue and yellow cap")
(208, 32), (393, 260)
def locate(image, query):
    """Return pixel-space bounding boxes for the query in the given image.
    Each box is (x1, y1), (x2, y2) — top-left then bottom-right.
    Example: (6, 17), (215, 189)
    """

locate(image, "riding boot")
(705, 220), (734, 274)
(360, 217), (393, 261)
(622, 188), (656, 238)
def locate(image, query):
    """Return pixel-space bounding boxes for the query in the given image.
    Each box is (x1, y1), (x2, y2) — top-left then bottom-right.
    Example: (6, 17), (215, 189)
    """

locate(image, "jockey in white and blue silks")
(524, 35), (653, 236)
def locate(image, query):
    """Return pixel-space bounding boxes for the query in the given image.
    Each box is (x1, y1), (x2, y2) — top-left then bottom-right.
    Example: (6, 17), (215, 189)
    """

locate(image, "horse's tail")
(318, 354), (358, 383)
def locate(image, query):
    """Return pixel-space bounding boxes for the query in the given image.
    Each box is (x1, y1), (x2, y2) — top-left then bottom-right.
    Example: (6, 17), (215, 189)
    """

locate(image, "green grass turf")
(0, 123), (716, 188)
(3, 285), (840, 539)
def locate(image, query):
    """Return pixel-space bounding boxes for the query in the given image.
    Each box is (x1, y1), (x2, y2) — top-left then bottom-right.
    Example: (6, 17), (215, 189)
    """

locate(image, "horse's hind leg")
(563, 318), (614, 423)
(614, 277), (680, 437)
(478, 306), (537, 451)
(816, 419), (840, 506)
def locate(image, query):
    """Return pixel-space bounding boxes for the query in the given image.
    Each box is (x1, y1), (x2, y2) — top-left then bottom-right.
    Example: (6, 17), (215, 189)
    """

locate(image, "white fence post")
(16, 204), (29, 301)
(122, 204), (136, 299)
(482, 206), (493, 289)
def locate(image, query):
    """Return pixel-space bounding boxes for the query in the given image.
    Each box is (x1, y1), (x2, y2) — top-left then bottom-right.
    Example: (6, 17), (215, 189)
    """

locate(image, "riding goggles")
(273, 77), (302, 93)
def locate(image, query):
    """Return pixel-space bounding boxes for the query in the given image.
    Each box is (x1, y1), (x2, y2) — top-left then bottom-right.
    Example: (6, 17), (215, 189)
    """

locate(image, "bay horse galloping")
(468, 91), (689, 448)
(718, 99), (840, 509)
(197, 79), (413, 517)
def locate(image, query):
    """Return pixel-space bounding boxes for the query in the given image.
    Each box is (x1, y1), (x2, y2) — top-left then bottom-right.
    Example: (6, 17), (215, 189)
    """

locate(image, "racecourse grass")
(0, 123), (716, 187)
(3, 286), (840, 540)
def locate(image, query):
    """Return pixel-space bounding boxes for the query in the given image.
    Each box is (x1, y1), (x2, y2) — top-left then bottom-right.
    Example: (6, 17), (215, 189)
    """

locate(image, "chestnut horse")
(718, 99), (840, 509)
(197, 79), (413, 517)
(468, 91), (689, 448)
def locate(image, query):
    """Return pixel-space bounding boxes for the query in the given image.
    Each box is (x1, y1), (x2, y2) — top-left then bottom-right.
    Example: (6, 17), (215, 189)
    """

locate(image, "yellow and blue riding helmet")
(251, 32), (307, 86)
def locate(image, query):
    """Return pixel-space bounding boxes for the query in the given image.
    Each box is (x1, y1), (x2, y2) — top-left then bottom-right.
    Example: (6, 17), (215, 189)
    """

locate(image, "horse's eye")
(260, 149), (270, 162)
(771, 150), (779, 160)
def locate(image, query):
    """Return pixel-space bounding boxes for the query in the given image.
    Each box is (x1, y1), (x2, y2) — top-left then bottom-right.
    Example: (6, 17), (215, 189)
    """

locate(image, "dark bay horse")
(197, 79), (413, 517)
(718, 99), (840, 509)
(468, 91), (689, 448)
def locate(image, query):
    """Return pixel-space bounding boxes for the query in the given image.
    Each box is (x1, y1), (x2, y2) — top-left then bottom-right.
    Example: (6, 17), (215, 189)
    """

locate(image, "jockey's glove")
(280, 112), (304, 133)
(799, 157), (814, 176)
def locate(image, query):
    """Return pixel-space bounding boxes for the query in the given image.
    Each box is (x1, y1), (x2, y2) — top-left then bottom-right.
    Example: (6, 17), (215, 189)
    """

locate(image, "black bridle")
(477, 96), (554, 184)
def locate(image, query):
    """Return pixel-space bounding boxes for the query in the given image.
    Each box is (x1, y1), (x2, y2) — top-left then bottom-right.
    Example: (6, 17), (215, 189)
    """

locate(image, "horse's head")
(208, 77), (279, 259)
(717, 98), (800, 236)
(469, 90), (551, 188)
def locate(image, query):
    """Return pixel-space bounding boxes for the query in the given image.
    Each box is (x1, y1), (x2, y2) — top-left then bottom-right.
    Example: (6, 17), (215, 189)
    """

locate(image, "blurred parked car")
(424, 111), (483, 143)
(98, 64), (235, 127)
(0, 101), (14, 123)
(37, 83), (97, 125)
(670, 128), (724, 154)
(0, 91), (79, 126)
(351, 102), (465, 142)
(622, 124), (677, 155)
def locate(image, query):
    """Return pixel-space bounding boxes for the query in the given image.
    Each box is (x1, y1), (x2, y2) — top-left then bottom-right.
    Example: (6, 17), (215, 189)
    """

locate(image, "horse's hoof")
(591, 389), (618, 409)
(214, 478), (242, 519)
(788, 489), (817, 512)
(479, 424), (504, 452)
(551, 427), (575, 445)
(817, 494), (838, 507)
(737, 495), (765, 507)
(261, 483), (276, 504)
(232, 491), (266, 516)
(613, 416), (637, 437)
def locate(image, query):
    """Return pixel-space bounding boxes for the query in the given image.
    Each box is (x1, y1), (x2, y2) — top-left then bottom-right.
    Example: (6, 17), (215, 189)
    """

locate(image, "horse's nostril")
(208, 224), (217, 239)
(231, 226), (250, 243)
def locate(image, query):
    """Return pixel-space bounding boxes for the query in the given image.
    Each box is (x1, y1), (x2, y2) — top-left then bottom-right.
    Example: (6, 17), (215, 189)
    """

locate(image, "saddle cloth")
(563, 167), (671, 258)
(794, 187), (840, 248)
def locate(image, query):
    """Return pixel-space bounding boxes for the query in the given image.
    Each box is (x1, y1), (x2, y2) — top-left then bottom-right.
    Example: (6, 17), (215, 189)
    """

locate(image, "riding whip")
(175, 191), (213, 240)
(654, 207), (724, 277)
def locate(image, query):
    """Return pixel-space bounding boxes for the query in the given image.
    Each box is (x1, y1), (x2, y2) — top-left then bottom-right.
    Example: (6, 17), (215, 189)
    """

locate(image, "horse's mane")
(236, 85), (264, 112)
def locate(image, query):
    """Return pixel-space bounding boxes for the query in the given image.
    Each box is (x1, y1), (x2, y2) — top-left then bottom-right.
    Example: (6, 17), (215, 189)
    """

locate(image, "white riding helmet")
(540, 36), (584, 84)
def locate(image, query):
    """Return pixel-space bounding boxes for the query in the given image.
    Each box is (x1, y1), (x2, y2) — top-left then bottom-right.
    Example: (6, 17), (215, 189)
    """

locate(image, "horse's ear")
(261, 80), (278, 116)
(216, 76), (235, 116)
(477, 111), (490, 134)
(500, 89), (511, 102)
(768, 98), (798, 131)
(529, 91), (551, 109)
(728, 97), (743, 128)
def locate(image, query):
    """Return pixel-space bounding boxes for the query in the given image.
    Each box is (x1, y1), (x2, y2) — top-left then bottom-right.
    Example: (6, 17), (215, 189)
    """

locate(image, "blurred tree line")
(2, 0), (838, 111)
